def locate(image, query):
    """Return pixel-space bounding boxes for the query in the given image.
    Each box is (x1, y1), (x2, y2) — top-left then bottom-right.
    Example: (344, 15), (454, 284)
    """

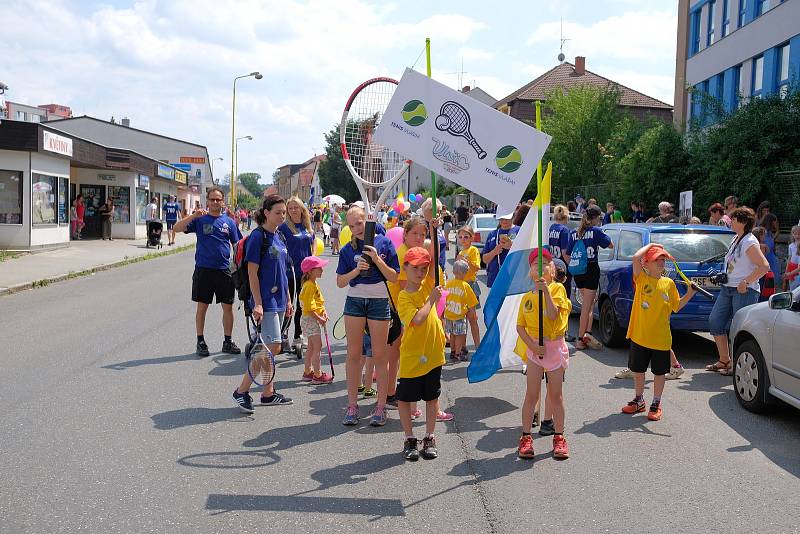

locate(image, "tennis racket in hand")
(247, 331), (276, 387)
(669, 259), (714, 300)
(332, 314), (347, 340)
(324, 326), (335, 377)
(435, 101), (487, 159)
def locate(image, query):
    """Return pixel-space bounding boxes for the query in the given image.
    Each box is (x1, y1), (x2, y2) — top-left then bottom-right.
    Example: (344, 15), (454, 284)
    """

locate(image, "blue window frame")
(738, 0), (747, 28)
(777, 43), (790, 98)
(690, 10), (702, 55)
(722, 0), (731, 37)
(756, 0), (770, 16)
(707, 0), (716, 46)
(752, 55), (764, 98)
(734, 65), (743, 108)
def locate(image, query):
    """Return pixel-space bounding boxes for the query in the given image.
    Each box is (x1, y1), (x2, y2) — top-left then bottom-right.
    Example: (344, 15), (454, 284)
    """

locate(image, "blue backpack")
(568, 238), (588, 276)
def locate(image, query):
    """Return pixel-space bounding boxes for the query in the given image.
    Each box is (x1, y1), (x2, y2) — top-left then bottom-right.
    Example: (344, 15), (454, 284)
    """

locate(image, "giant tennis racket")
(668, 259), (714, 300)
(435, 101), (487, 159)
(340, 78), (411, 227)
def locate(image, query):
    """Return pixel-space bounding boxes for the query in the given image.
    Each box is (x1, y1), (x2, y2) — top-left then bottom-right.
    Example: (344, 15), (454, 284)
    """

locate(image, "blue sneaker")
(232, 389), (254, 414)
(343, 405), (359, 426)
(370, 405), (387, 427)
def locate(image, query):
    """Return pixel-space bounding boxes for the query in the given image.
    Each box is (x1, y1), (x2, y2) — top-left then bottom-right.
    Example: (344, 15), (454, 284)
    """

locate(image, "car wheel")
(733, 339), (772, 413)
(599, 298), (625, 348)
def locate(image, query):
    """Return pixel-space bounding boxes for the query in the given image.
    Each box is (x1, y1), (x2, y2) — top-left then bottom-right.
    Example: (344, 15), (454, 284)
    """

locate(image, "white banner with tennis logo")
(373, 67), (551, 214)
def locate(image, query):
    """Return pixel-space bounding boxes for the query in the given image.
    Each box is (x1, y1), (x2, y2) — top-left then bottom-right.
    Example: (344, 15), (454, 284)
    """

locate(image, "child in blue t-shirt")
(162, 195), (182, 245)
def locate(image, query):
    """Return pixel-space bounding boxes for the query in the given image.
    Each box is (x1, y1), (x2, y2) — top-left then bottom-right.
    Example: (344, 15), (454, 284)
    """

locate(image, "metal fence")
(557, 182), (621, 206)
(769, 170), (800, 233)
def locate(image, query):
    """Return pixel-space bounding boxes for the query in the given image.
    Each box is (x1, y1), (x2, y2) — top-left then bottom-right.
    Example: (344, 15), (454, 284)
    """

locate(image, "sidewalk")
(0, 232), (197, 295)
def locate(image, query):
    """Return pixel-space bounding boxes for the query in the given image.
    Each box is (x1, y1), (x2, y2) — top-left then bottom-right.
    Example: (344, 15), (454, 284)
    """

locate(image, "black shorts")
(192, 267), (235, 305)
(573, 262), (600, 290)
(166, 220), (176, 230)
(396, 365), (442, 402)
(628, 340), (670, 376)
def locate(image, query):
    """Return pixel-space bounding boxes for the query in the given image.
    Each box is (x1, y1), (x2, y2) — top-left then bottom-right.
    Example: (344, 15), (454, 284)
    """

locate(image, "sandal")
(719, 366), (734, 376)
(705, 360), (731, 372)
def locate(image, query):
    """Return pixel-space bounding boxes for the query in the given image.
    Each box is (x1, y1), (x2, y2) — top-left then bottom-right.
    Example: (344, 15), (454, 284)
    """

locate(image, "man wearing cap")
(621, 243), (695, 421)
(482, 211), (520, 288)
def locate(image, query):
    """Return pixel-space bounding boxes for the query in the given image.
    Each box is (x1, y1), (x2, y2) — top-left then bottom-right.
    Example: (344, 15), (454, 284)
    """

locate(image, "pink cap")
(300, 256), (329, 274)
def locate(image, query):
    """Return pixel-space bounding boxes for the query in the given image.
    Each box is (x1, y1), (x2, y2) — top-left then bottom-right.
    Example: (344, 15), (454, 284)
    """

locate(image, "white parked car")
(729, 287), (800, 412)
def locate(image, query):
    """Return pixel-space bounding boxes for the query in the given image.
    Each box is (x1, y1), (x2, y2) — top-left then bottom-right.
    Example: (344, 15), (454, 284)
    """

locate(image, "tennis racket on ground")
(340, 77), (411, 222)
(669, 259), (714, 300)
(246, 318), (276, 386)
(435, 101), (487, 159)
(332, 314), (347, 340)
(324, 326), (335, 377)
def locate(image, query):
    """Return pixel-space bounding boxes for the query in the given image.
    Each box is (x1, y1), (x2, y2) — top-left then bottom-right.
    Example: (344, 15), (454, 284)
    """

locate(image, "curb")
(0, 243), (196, 297)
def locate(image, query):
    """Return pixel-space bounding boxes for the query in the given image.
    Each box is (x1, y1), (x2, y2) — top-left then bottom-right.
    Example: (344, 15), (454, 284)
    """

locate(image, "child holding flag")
(622, 244), (695, 420)
(444, 259), (479, 361)
(516, 248), (572, 460)
(397, 247), (446, 461)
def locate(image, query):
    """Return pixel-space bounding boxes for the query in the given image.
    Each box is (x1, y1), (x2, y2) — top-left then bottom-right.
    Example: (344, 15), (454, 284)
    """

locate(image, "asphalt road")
(1, 246), (799, 533)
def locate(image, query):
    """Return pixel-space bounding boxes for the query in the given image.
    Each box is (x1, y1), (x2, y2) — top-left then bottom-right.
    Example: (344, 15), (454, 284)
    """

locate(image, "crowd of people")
(176, 186), (796, 463)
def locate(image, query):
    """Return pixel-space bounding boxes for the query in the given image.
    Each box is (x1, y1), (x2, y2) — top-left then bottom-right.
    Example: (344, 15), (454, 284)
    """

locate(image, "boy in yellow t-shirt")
(515, 248), (572, 460)
(444, 259), (479, 362)
(622, 244), (695, 421)
(456, 227), (482, 350)
(397, 247), (445, 462)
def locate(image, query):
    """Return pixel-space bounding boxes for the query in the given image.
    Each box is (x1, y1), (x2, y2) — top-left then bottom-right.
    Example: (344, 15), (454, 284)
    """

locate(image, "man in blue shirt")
(482, 211), (520, 288)
(173, 187), (243, 357)
(162, 195), (182, 245)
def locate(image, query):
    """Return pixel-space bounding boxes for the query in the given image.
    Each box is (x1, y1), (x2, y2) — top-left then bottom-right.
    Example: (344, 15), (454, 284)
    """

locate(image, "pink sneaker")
(312, 372), (333, 384)
(436, 411), (454, 422)
(410, 408), (422, 420)
(301, 370), (314, 382)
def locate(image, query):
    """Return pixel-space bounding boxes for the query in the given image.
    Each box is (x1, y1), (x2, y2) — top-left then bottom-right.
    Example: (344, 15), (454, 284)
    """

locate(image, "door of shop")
(80, 184), (106, 238)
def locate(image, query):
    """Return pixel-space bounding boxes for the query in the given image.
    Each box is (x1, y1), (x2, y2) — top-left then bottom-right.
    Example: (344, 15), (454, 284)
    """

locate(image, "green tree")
(318, 124), (360, 203)
(237, 172), (264, 197)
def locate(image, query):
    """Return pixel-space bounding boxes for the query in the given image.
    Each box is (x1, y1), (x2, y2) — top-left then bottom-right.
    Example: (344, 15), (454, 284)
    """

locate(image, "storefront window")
(32, 173), (57, 225)
(58, 177), (69, 225)
(108, 185), (131, 223)
(136, 187), (149, 223)
(0, 170), (23, 224)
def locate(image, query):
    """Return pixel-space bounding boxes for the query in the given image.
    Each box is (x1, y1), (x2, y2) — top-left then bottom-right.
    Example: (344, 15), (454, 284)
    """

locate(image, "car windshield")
(475, 217), (498, 230)
(649, 232), (734, 262)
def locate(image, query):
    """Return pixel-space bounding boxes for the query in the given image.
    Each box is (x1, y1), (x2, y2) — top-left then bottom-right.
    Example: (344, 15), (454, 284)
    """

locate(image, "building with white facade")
(675, 0), (800, 131)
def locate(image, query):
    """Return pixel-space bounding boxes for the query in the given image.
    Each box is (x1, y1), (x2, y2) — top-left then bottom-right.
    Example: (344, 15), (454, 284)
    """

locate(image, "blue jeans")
(343, 296), (391, 321)
(708, 286), (759, 336)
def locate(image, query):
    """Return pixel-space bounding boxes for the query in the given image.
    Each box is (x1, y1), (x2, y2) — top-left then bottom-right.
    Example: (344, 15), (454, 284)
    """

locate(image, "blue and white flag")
(467, 164), (551, 383)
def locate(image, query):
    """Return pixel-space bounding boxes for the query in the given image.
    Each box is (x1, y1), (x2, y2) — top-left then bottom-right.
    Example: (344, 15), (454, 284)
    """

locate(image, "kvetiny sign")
(373, 68), (551, 214)
(43, 131), (73, 157)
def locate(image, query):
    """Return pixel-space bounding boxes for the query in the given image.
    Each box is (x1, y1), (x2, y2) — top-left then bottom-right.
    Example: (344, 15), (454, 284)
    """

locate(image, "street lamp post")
(231, 71), (262, 207)
(210, 157), (223, 186)
(235, 136), (253, 202)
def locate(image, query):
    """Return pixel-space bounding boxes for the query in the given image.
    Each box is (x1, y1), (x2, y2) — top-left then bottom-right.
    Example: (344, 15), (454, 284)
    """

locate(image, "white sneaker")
(582, 334), (603, 350)
(614, 368), (634, 379)
(665, 365), (685, 380)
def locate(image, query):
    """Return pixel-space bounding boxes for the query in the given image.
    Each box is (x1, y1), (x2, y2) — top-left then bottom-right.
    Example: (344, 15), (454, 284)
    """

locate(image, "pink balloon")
(386, 226), (404, 249)
(436, 290), (450, 317)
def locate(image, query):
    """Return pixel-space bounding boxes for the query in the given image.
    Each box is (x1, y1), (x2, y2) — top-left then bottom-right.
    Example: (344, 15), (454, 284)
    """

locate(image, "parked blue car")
(570, 223), (735, 347)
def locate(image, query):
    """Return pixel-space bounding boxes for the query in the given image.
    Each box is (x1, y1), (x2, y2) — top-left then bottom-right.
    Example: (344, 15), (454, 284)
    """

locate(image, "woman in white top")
(706, 207), (770, 376)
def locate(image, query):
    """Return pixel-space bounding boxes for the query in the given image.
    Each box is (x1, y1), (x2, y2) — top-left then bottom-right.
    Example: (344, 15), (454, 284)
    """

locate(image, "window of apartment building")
(690, 10), (701, 55)
(0, 170), (23, 224)
(722, 0), (731, 37)
(15, 111), (25, 121)
(734, 64), (744, 107)
(707, 0), (716, 46)
(777, 43), (791, 98)
(756, 0), (770, 16)
(738, 0), (747, 28)
(30, 114), (40, 123)
(752, 55), (764, 98)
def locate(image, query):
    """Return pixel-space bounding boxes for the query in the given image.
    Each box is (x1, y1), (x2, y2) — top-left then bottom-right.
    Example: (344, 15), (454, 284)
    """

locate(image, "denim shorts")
(708, 286), (759, 336)
(343, 296), (391, 321)
(258, 311), (285, 344)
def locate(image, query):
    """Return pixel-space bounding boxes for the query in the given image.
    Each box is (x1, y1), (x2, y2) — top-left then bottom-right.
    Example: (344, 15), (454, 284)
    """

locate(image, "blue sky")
(3, 0), (677, 184)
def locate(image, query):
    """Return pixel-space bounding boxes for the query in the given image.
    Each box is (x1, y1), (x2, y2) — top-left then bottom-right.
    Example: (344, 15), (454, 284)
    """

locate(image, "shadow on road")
(179, 448), (280, 469)
(152, 407), (253, 430)
(307, 452), (405, 491)
(708, 391), (800, 477)
(205, 494), (405, 517)
(573, 412), (672, 439)
(102, 352), (198, 370)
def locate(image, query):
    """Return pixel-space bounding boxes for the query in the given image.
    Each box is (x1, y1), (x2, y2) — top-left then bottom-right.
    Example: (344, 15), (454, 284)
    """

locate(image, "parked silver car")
(458, 213), (499, 254)
(729, 287), (800, 413)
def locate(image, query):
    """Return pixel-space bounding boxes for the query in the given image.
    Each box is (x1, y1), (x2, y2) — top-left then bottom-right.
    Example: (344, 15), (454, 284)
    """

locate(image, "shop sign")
(138, 174), (150, 188)
(171, 163), (192, 172)
(43, 131), (73, 157)
(175, 169), (188, 184)
(98, 174), (116, 182)
(157, 163), (175, 180)
(180, 156), (206, 164)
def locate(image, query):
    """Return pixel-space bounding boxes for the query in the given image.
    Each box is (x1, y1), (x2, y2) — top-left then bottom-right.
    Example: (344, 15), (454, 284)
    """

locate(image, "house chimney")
(462, 85), (471, 93)
(121, 117), (130, 127)
(575, 56), (586, 76)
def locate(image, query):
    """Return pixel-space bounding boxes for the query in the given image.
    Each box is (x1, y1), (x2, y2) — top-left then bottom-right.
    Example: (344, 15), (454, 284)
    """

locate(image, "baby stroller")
(146, 221), (163, 249)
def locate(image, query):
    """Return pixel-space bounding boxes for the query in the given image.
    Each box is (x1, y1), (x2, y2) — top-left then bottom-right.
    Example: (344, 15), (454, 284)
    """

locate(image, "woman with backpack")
(279, 196), (315, 354)
(566, 206), (613, 350)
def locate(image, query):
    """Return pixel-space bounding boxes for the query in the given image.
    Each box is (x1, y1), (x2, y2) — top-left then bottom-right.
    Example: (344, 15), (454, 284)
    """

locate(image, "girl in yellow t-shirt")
(456, 227), (482, 352)
(298, 256), (332, 384)
(443, 259), (479, 362)
(516, 248), (572, 461)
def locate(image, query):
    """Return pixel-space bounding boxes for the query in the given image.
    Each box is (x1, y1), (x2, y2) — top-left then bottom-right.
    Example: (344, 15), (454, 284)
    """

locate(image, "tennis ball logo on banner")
(401, 100), (427, 127)
(495, 145), (523, 173)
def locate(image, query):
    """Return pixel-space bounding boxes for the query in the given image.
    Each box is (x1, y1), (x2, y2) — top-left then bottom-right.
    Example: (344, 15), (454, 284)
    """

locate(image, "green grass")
(0, 250), (21, 262)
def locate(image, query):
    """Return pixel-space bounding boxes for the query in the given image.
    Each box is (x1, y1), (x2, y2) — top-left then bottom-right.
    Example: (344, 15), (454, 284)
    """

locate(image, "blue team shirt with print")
(336, 234), (399, 287)
(565, 226), (612, 263)
(548, 223), (571, 261)
(484, 225), (520, 288)
(185, 214), (241, 270)
(278, 222), (314, 279)
(163, 202), (181, 222)
(245, 228), (289, 312)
